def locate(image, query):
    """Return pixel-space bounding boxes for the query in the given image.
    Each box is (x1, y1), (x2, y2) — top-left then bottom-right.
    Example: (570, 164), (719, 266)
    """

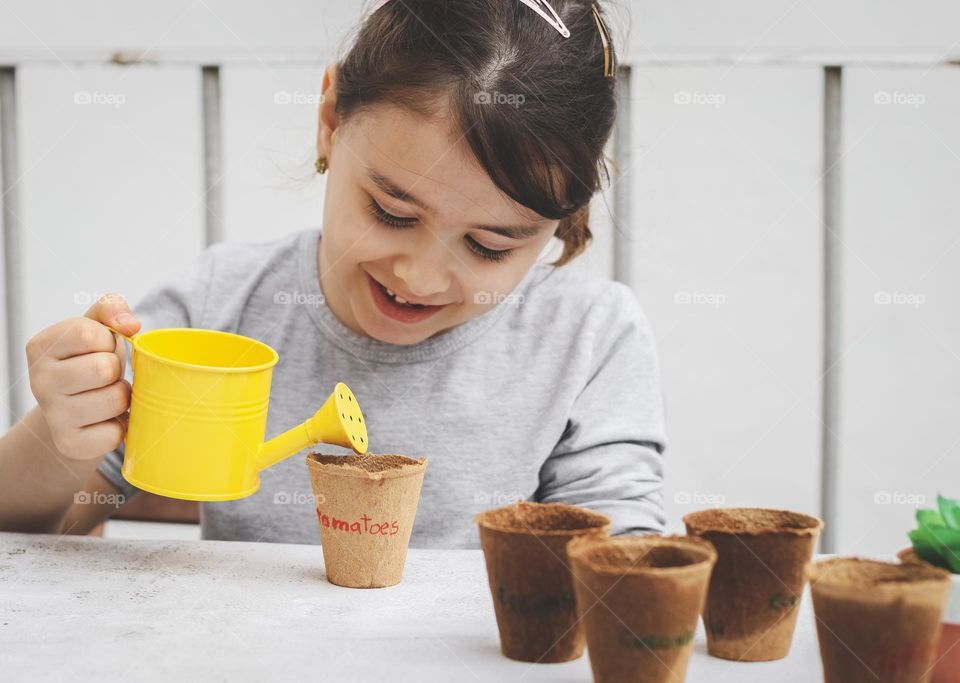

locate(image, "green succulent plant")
(908, 495), (960, 574)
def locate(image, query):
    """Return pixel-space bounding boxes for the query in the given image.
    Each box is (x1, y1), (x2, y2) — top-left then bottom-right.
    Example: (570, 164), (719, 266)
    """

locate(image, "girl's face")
(316, 66), (559, 346)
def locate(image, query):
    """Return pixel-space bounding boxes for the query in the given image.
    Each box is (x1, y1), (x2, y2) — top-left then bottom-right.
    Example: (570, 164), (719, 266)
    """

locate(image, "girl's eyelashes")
(366, 198), (514, 263)
(465, 235), (512, 263)
(367, 199), (416, 229)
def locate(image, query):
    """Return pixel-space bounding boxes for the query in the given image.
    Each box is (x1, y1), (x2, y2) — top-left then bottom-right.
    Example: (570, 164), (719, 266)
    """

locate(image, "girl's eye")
(368, 198), (513, 263)
(367, 199), (416, 229)
(466, 235), (513, 263)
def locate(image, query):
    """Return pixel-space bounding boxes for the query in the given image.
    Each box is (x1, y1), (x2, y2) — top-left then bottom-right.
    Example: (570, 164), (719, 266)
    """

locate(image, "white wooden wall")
(1, 0), (958, 554)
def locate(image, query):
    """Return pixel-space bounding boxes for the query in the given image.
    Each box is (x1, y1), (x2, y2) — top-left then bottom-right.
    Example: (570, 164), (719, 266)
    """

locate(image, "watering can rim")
(109, 326), (280, 375)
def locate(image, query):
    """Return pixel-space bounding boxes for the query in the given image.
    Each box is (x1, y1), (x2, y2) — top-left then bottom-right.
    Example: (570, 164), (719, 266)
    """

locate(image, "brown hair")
(335, 0), (620, 267)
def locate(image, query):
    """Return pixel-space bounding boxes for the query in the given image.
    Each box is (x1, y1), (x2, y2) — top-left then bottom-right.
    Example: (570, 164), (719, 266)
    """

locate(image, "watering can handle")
(103, 324), (136, 346)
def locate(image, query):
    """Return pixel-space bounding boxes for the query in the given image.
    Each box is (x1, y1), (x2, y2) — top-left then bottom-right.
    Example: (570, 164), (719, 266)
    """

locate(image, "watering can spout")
(256, 382), (369, 473)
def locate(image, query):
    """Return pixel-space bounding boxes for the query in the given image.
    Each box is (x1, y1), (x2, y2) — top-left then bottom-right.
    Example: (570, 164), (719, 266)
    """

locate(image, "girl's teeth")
(385, 286), (412, 305)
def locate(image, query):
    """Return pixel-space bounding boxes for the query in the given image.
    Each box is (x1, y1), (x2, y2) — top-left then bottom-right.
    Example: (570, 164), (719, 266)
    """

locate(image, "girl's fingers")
(55, 352), (124, 396)
(83, 292), (140, 337)
(52, 380), (132, 429)
(29, 317), (117, 363)
(57, 416), (128, 462)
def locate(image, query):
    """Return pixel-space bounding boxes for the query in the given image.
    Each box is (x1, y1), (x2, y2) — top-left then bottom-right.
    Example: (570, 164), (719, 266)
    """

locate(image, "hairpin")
(518, 0), (570, 38)
(375, 1), (572, 41)
(591, 4), (614, 77)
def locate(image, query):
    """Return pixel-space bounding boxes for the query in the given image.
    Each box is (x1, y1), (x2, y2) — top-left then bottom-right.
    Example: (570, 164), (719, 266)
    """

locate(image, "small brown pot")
(475, 501), (611, 663)
(307, 452), (427, 589)
(567, 534), (717, 683)
(683, 507), (823, 661)
(808, 557), (952, 683)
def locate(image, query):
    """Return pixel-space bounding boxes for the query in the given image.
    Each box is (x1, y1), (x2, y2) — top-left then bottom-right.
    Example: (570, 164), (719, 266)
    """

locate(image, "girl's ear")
(316, 63), (340, 162)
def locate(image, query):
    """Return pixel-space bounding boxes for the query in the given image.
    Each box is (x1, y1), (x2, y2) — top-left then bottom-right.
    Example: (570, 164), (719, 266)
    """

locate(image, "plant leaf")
(917, 508), (945, 528)
(919, 522), (960, 573)
(910, 528), (953, 571)
(938, 495), (960, 530)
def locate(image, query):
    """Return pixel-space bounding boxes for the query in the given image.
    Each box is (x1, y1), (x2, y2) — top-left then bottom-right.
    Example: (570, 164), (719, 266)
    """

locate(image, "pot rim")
(567, 534), (717, 577)
(683, 507), (824, 537)
(306, 452), (427, 480)
(474, 501), (611, 538)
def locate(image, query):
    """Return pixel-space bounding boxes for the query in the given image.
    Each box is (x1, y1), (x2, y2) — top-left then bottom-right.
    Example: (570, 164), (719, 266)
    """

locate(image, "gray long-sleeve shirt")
(98, 228), (667, 548)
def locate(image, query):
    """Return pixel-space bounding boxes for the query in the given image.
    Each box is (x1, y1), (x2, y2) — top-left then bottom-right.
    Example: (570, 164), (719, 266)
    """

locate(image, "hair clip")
(518, 0), (570, 38)
(375, 0), (571, 40)
(591, 4), (614, 77)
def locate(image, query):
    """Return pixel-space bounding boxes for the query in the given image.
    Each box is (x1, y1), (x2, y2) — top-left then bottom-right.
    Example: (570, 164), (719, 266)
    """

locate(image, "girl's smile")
(366, 271), (448, 325)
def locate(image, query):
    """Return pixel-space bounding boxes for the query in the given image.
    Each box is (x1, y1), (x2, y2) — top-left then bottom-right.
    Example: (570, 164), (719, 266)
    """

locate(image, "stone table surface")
(0, 531), (823, 681)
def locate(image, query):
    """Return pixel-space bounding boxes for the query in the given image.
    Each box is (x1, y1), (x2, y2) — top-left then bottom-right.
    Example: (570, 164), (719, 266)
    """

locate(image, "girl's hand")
(26, 293), (140, 461)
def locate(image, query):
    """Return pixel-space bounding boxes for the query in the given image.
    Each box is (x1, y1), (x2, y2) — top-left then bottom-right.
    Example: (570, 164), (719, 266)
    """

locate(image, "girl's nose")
(393, 249), (453, 300)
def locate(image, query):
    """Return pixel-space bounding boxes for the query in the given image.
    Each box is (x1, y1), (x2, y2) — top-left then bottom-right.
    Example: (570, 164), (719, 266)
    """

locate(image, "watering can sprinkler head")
(256, 382), (369, 473)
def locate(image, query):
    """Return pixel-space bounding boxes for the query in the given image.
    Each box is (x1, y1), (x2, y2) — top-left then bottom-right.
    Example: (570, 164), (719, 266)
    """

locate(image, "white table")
(0, 532), (823, 681)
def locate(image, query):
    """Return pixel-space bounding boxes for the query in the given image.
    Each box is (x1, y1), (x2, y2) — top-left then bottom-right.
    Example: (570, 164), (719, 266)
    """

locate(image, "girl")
(0, 0), (666, 548)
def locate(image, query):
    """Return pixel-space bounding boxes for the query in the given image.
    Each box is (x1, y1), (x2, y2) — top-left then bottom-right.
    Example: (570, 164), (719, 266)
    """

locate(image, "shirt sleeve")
(534, 282), (667, 536)
(97, 246), (218, 501)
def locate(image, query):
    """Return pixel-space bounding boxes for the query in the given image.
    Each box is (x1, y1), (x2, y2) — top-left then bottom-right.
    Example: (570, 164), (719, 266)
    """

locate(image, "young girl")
(0, 0), (666, 548)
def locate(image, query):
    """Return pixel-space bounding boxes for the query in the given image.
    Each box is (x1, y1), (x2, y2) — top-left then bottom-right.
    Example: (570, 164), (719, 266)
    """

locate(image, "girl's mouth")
(366, 273), (446, 324)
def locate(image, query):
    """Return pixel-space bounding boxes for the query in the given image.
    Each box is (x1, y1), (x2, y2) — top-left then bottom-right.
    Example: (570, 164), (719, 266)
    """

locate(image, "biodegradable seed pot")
(683, 507), (823, 661)
(567, 534), (717, 683)
(475, 501), (611, 663)
(307, 453), (427, 589)
(808, 557), (952, 683)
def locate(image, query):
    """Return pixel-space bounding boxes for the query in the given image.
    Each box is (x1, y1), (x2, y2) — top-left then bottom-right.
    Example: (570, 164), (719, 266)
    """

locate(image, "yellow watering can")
(104, 326), (369, 502)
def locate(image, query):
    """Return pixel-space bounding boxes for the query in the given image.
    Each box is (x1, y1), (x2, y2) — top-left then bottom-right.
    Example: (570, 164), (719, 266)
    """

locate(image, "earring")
(315, 157), (328, 175)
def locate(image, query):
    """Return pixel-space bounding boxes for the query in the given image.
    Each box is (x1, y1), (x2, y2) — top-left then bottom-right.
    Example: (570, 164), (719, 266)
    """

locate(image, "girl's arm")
(0, 406), (121, 534)
(0, 295), (140, 534)
(535, 283), (667, 535)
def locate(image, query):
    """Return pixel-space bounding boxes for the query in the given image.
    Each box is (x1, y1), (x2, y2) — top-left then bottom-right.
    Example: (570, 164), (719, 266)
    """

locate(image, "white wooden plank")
(220, 66), (325, 245)
(0, 70), (11, 429)
(0, 1), (358, 60)
(17, 65), (204, 414)
(819, 67), (843, 552)
(1, 1), (958, 65)
(837, 66), (960, 555)
(628, 67), (825, 532)
(628, 0), (960, 60)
